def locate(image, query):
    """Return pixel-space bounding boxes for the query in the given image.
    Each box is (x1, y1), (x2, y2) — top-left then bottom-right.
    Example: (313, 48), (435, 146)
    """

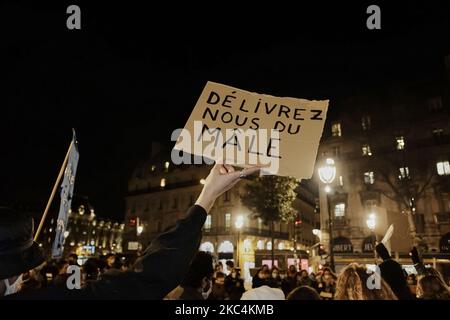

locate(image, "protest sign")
(173, 81), (329, 179)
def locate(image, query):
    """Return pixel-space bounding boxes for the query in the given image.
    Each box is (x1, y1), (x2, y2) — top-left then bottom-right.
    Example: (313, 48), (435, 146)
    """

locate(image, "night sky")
(1, 2), (449, 221)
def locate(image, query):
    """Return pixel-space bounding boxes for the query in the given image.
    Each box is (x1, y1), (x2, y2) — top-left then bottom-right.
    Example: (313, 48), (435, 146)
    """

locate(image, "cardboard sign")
(173, 81), (329, 179)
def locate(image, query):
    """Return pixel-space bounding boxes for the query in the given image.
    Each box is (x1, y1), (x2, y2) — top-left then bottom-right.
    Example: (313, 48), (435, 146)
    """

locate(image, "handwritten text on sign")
(173, 81), (328, 179)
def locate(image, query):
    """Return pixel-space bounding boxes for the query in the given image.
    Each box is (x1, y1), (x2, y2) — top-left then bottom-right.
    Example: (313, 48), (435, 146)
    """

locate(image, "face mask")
(3, 275), (23, 296)
(272, 273), (278, 279)
(202, 279), (212, 299)
(280, 275), (286, 279)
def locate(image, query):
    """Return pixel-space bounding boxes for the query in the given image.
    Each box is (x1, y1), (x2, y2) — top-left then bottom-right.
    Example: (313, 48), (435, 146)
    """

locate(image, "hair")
(299, 269), (308, 277)
(215, 272), (225, 280)
(83, 258), (99, 280)
(287, 286), (321, 300)
(334, 263), (398, 300)
(182, 251), (214, 289)
(417, 273), (450, 300)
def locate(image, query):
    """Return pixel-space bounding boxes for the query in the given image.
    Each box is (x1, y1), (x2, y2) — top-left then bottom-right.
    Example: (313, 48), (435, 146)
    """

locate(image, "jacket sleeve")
(86, 205), (207, 299)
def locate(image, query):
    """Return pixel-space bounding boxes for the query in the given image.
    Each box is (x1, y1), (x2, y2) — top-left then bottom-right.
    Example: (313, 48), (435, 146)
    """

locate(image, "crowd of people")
(163, 249), (450, 301)
(1, 164), (450, 300)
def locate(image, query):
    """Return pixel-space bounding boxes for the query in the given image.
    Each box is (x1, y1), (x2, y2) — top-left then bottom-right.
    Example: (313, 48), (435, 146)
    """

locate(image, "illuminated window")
(243, 239), (252, 253)
(258, 218), (263, 231)
(266, 241), (272, 250)
(278, 242), (285, 250)
(257, 240), (265, 250)
(200, 242), (214, 253)
(331, 123), (342, 137)
(225, 213), (231, 230)
(396, 136), (405, 150)
(361, 116), (371, 131)
(436, 161), (450, 176)
(339, 176), (344, 186)
(151, 165), (156, 172)
(399, 167), (410, 180)
(364, 171), (375, 184)
(164, 161), (170, 172)
(160, 178), (166, 188)
(362, 144), (372, 156)
(334, 203), (346, 218)
(204, 215), (212, 231)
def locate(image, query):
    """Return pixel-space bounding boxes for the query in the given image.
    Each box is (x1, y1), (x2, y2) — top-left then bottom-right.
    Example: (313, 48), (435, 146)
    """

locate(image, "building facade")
(315, 56), (450, 276)
(39, 199), (124, 261)
(124, 147), (318, 281)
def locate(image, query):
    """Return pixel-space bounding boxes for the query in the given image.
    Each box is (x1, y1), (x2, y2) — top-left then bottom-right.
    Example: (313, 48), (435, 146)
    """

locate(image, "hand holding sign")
(195, 164), (261, 212)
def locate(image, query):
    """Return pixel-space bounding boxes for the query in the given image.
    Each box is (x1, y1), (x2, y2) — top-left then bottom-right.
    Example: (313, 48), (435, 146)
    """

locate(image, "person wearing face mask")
(2, 164), (261, 299)
(225, 268), (245, 300)
(165, 251), (214, 300)
(267, 268), (282, 289)
(252, 268), (268, 288)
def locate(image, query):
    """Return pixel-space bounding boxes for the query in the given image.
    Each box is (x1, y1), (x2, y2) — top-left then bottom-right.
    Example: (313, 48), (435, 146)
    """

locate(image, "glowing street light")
(366, 213), (376, 231)
(318, 158), (336, 185)
(235, 215), (244, 230)
(317, 157), (336, 272)
(235, 215), (244, 268)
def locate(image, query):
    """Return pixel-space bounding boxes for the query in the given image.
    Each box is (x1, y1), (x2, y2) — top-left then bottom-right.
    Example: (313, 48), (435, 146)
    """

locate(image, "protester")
(225, 260), (234, 273)
(241, 285), (285, 300)
(406, 274), (417, 296)
(209, 272), (227, 300)
(213, 262), (224, 283)
(334, 263), (398, 300)
(317, 273), (336, 300)
(375, 243), (414, 300)
(283, 265), (298, 294)
(67, 254), (79, 266)
(52, 259), (70, 288)
(1, 164), (259, 298)
(252, 268), (268, 288)
(287, 286), (321, 300)
(267, 268), (282, 289)
(297, 269), (313, 287)
(224, 268), (245, 300)
(82, 258), (100, 284)
(416, 274), (450, 300)
(165, 251), (214, 300)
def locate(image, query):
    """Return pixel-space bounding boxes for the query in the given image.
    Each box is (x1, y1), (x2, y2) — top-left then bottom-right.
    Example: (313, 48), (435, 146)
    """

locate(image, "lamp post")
(366, 213), (377, 263)
(235, 215), (244, 268)
(318, 158), (336, 272)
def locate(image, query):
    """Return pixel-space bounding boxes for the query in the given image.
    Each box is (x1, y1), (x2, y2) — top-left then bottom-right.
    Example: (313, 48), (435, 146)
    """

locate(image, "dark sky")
(1, 2), (450, 221)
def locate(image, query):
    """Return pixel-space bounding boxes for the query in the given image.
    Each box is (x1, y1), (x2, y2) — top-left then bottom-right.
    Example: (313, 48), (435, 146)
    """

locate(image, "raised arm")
(87, 164), (260, 299)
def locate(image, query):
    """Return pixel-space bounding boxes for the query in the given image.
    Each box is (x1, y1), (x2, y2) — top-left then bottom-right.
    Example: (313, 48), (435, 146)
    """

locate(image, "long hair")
(335, 263), (398, 300)
(416, 270), (450, 300)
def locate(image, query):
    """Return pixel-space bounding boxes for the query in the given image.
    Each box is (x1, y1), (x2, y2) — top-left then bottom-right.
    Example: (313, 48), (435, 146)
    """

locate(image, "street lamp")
(136, 217), (144, 236)
(235, 215), (244, 268)
(318, 158), (336, 272)
(366, 213), (377, 263)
